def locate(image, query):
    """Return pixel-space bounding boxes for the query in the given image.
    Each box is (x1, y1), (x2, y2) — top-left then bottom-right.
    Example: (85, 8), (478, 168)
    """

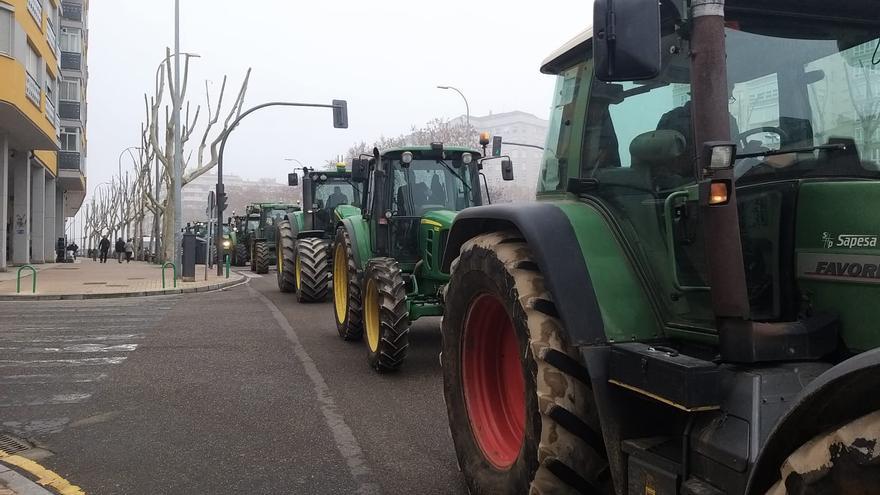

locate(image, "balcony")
(25, 72), (41, 107)
(27, 0), (43, 27)
(47, 23), (59, 57)
(58, 100), (80, 121)
(46, 99), (60, 132)
(61, 2), (82, 21)
(60, 52), (81, 70)
(58, 151), (82, 171)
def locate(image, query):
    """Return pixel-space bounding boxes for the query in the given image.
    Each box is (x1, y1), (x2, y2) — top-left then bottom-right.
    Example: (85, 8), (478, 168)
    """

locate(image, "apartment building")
(0, 0), (86, 269)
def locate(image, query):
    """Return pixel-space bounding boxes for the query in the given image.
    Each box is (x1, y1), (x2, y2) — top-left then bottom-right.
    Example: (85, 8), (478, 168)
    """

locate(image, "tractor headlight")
(461, 152), (473, 165)
(401, 151), (413, 165)
(222, 240), (231, 248)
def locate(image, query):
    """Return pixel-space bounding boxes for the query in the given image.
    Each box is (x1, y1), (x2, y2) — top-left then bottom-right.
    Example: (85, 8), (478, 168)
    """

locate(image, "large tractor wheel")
(765, 410), (880, 495)
(235, 243), (248, 267)
(442, 231), (611, 495)
(254, 241), (270, 274)
(362, 257), (410, 372)
(296, 238), (330, 302)
(332, 228), (363, 341)
(276, 221), (296, 293)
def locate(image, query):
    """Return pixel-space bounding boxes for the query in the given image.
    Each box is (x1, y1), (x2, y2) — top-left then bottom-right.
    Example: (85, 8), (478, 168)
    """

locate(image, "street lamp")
(437, 85), (470, 127)
(284, 158), (305, 167)
(214, 99), (349, 275)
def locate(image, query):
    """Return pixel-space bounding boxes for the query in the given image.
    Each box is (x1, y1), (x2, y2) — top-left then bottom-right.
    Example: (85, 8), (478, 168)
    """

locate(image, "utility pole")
(171, 0), (183, 272)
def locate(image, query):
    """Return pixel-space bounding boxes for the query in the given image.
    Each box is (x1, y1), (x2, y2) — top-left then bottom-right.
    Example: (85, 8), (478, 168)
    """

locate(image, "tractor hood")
(795, 180), (880, 351)
(334, 204), (361, 221)
(421, 209), (457, 230)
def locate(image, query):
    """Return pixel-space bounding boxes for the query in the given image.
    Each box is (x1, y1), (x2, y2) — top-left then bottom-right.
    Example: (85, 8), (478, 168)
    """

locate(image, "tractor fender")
(746, 347), (880, 494)
(442, 202), (605, 346)
(338, 217), (371, 271)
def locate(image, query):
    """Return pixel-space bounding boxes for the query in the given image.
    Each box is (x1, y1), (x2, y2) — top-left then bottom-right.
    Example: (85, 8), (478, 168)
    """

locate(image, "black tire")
(254, 241), (270, 274)
(767, 410), (880, 495)
(249, 241), (257, 271)
(442, 231), (611, 495)
(235, 242), (248, 267)
(332, 227), (362, 341)
(362, 257), (409, 372)
(277, 221), (296, 293)
(296, 238), (330, 302)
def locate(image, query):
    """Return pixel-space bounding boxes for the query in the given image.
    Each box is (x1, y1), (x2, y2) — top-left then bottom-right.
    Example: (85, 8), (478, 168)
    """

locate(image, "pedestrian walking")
(125, 238), (134, 263)
(115, 238), (125, 263)
(99, 236), (111, 263)
(67, 242), (79, 261)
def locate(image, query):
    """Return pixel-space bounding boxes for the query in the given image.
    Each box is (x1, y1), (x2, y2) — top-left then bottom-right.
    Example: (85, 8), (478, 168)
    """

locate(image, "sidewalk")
(0, 259), (244, 300)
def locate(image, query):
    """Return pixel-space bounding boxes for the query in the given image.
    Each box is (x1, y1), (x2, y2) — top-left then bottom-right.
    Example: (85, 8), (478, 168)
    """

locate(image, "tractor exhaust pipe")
(691, 0), (751, 322)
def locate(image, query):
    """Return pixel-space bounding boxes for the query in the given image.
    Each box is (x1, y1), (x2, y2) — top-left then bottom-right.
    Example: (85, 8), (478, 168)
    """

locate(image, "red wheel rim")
(462, 294), (526, 469)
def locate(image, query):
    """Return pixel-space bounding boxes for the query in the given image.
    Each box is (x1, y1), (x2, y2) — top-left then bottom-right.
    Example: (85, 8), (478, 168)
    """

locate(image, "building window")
(0, 7), (11, 56)
(60, 27), (82, 53)
(60, 77), (80, 102)
(61, 126), (80, 152)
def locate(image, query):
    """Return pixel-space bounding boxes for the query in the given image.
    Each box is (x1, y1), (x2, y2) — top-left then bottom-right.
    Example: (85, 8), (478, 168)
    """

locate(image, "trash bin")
(194, 236), (207, 263)
(182, 233), (197, 282)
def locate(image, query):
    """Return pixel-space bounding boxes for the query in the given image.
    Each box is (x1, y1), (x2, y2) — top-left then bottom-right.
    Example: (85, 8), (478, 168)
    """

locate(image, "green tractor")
(439, 1), (880, 494)
(332, 144), (511, 371)
(241, 203), (299, 274)
(212, 216), (247, 266)
(276, 166), (361, 302)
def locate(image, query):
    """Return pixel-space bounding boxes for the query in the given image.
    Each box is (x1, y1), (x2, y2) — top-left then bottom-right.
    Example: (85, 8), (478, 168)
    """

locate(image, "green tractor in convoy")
(438, 1), (880, 494)
(332, 144), (512, 371)
(240, 203), (299, 274)
(276, 165), (361, 302)
(214, 215), (247, 266)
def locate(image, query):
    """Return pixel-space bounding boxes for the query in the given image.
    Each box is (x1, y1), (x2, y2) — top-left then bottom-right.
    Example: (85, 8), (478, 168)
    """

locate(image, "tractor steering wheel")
(736, 126), (789, 150)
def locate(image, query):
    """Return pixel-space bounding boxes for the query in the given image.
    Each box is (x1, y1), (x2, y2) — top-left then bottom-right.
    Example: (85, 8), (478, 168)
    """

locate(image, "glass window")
(0, 8), (11, 55)
(538, 62), (590, 192)
(26, 43), (41, 79)
(315, 181), (355, 209)
(61, 127), (79, 151)
(389, 158), (474, 216)
(60, 27), (81, 53)
(60, 78), (80, 102)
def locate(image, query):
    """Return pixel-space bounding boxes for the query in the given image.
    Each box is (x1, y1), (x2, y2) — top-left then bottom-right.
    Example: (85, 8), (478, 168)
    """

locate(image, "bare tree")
(142, 48), (252, 262)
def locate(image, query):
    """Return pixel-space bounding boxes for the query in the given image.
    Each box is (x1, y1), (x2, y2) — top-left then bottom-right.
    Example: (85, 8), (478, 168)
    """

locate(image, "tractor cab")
(357, 144), (483, 266)
(291, 167), (361, 236)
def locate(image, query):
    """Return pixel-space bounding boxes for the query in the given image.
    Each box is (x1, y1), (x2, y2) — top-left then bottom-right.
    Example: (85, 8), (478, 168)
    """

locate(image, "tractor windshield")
(315, 181), (356, 210)
(246, 216), (259, 232)
(389, 159), (473, 217)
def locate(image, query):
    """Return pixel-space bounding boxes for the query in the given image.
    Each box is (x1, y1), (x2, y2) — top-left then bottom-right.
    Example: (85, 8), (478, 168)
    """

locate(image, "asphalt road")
(0, 269), (465, 494)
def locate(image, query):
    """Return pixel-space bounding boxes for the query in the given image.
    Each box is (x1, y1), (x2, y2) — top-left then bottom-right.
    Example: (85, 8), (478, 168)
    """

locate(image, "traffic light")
(492, 136), (503, 157)
(332, 99), (349, 129)
(217, 192), (228, 213)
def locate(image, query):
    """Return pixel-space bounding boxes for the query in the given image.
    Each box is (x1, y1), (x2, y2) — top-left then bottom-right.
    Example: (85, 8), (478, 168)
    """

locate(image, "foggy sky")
(85, 0), (593, 202)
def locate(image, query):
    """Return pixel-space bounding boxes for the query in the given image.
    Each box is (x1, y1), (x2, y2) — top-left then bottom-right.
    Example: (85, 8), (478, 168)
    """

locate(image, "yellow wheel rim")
(295, 252), (302, 290)
(277, 241), (282, 274)
(364, 277), (380, 353)
(333, 243), (348, 324)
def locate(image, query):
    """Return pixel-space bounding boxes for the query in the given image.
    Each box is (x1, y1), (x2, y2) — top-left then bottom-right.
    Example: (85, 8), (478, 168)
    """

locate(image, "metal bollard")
(16, 265), (37, 294)
(161, 262), (177, 289)
(224, 254), (230, 279)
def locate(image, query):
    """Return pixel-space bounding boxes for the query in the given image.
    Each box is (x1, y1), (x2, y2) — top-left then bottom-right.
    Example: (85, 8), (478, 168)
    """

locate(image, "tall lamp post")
(215, 100), (349, 275)
(437, 85), (470, 127)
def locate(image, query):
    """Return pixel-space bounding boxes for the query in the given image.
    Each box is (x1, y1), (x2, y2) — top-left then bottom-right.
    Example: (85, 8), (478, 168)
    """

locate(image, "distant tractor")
(276, 166), (361, 302)
(216, 217), (246, 266)
(332, 144), (512, 371)
(241, 203), (299, 274)
(439, 1), (880, 494)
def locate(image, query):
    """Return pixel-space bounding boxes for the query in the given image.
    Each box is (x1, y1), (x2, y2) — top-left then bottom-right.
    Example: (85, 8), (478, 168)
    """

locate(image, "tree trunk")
(162, 188), (176, 264)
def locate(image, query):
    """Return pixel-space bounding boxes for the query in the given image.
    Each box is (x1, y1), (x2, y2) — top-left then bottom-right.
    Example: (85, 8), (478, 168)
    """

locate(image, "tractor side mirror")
(288, 173), (299, 186)
(594, 0), (661, 82)
(351, 158), (369, 183)
(501, 159), (514, 181)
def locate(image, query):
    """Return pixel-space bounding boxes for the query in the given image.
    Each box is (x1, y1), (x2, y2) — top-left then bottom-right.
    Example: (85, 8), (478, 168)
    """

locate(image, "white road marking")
(0, 357), (128, 367)
(250, 286), (380, 495)
(238, 272), (263, 279)
(0, 393), (91, 407)
(0, 344), (139, 354)
(0, 373), (108, 385)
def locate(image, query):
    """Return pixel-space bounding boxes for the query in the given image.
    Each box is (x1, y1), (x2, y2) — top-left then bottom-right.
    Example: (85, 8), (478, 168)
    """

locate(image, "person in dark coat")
(56, 237), (66, 263)
(99, 236), (111, 263)
(66, 242), (79, 261)
(114, 238), (126, 263)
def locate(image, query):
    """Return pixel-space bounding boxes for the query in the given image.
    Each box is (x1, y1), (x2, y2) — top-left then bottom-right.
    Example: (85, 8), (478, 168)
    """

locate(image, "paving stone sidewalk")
(0, 259), (243, 299)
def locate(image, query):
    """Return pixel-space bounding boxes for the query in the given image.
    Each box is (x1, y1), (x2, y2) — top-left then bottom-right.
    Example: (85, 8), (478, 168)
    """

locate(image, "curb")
(0, 273), (246, 301)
